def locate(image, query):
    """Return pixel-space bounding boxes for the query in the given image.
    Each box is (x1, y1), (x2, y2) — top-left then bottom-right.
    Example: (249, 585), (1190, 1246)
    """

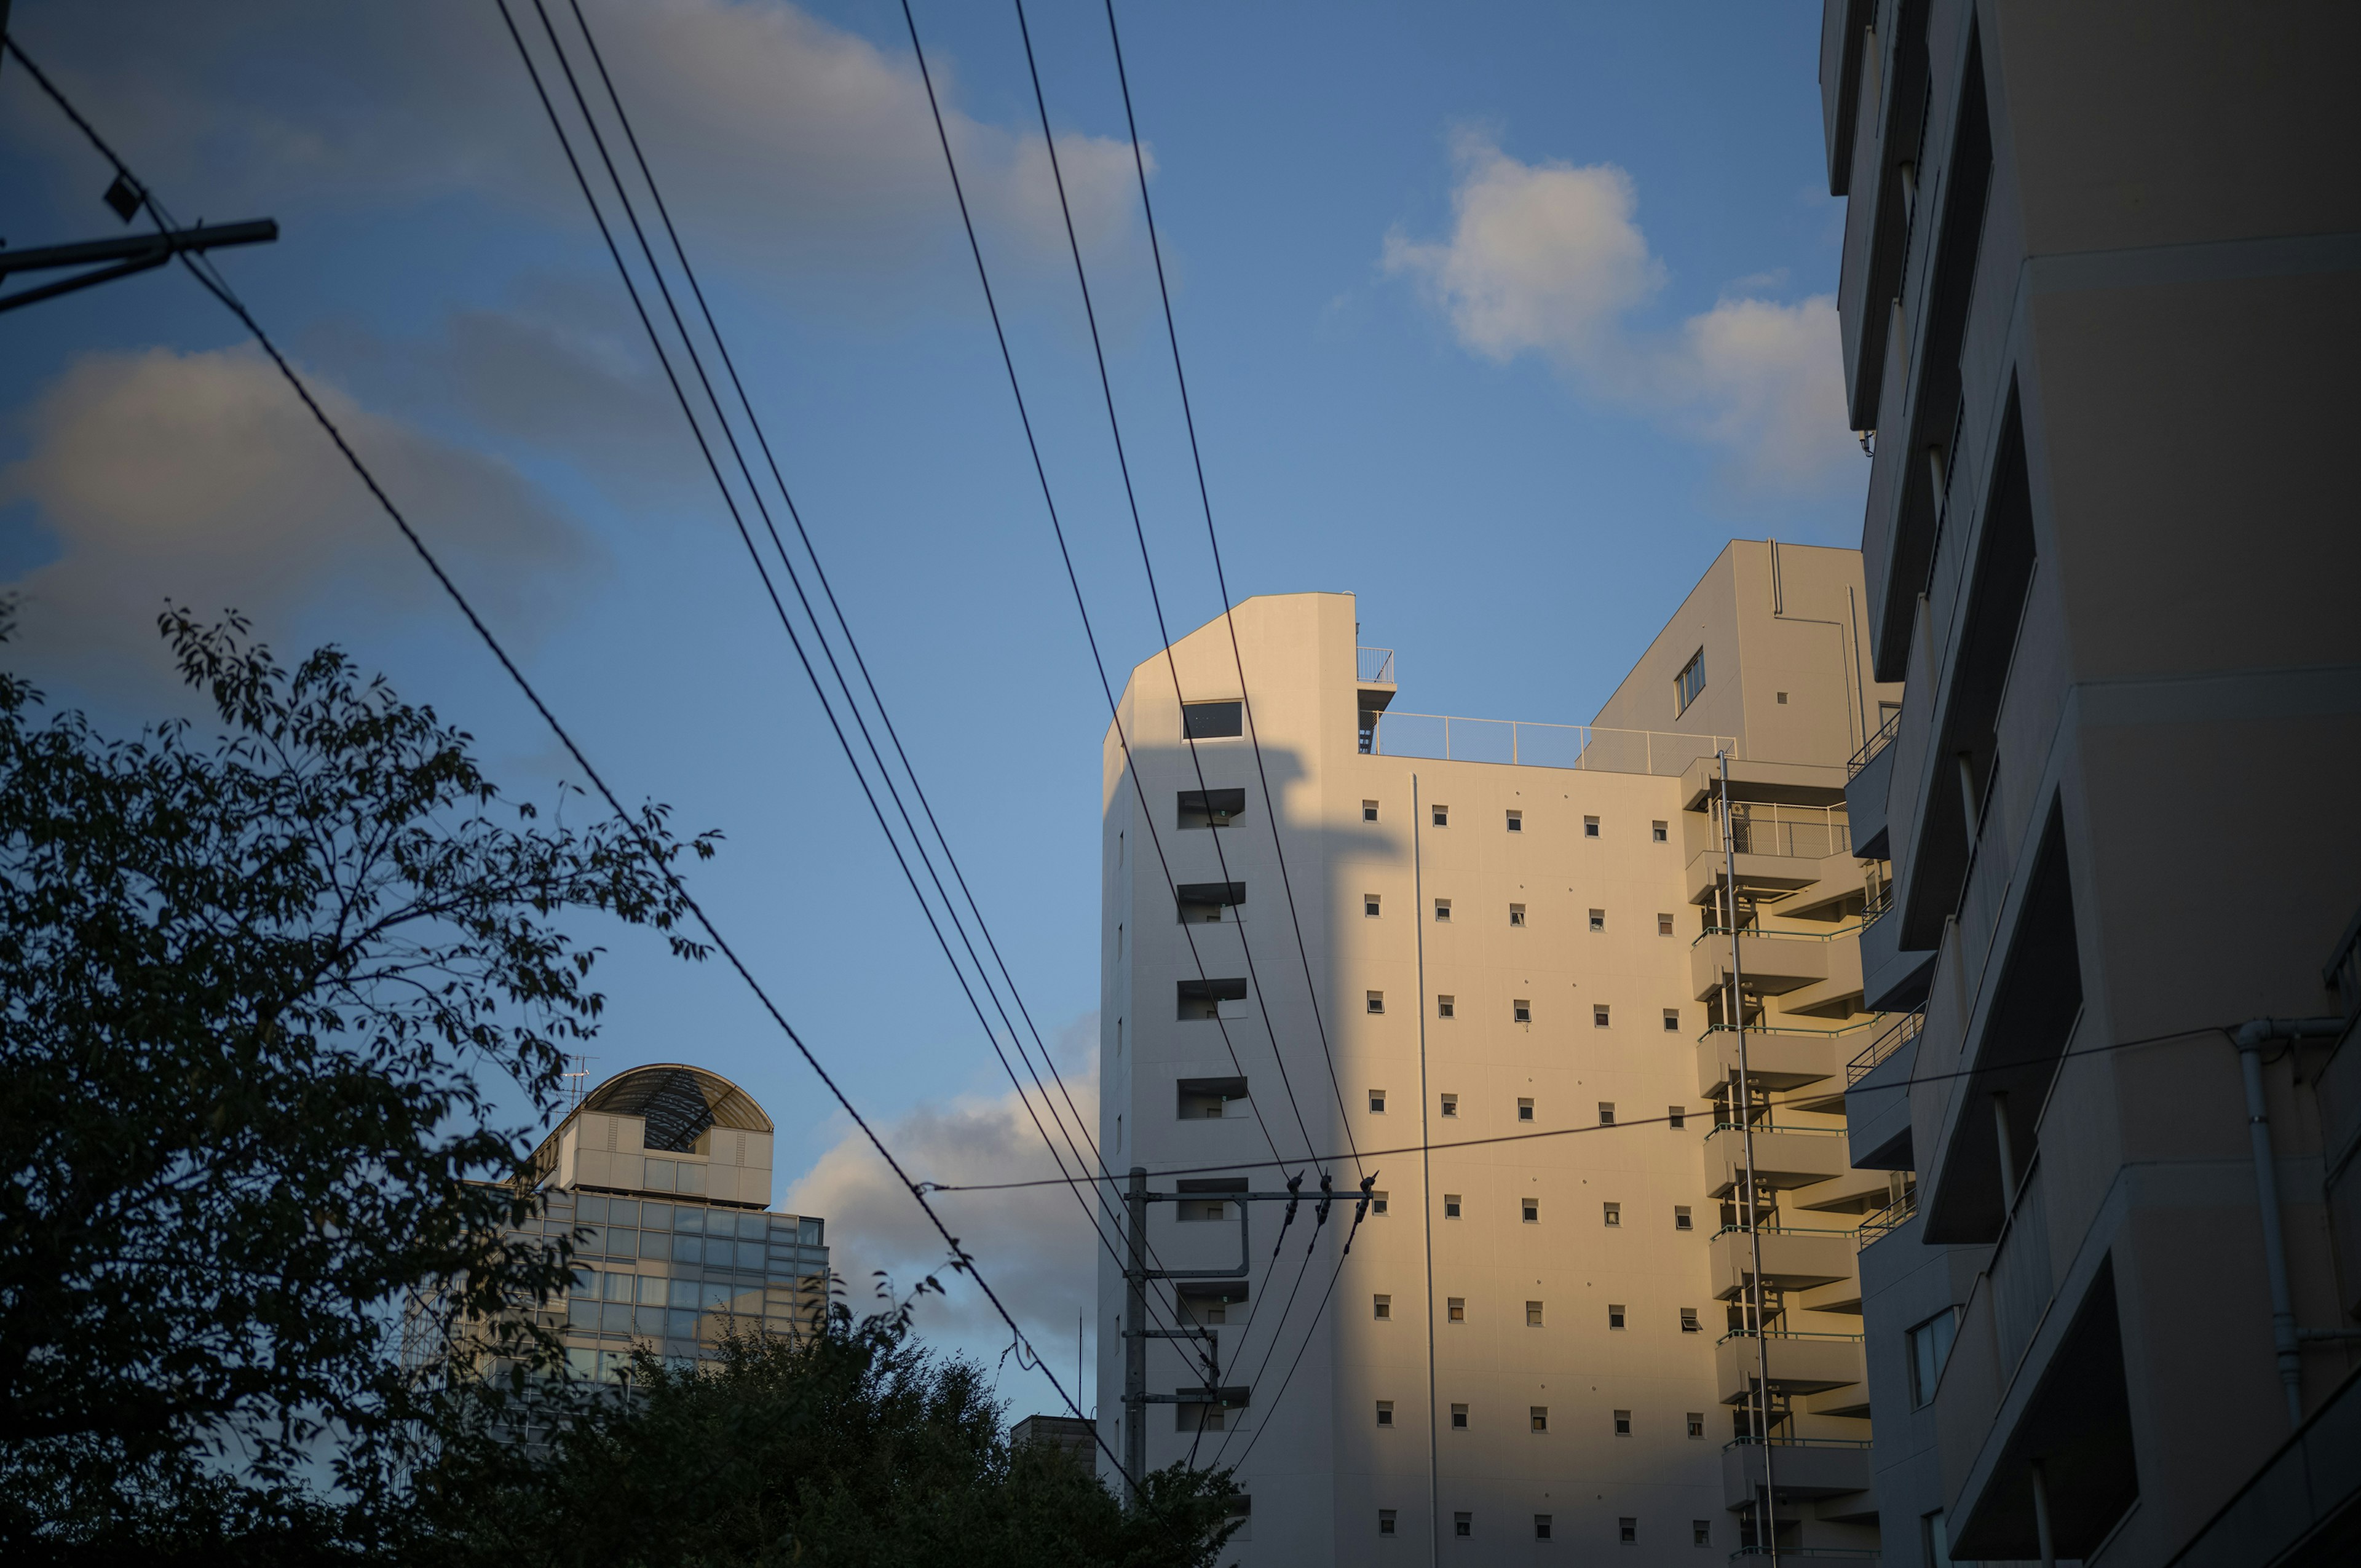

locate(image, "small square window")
(1440, 1093), (1458, 1117)
(1599, 1102), (1616, 1126)
(1693, 1518), (1712, 1545)
(1369, 1191), (1390, 1216)
(1584, 815), (1600, 837)
(1522, 1198), (1539, 1223)
(1378, 1510), (1397, 1537)
(1681, 1307), (1702, 1332)
(1366, 991), (1385, 1015)
(1455, 1512), (1473, 1538)
(1619, 1516), (1637, 1543)
(1777, 691), (1789, 704)
(1675, 1206), (1693, 1231)
(1669, 1105), (1687, 1130)
(1604, 1202), (1621, 1227)
(1658, 913), (1675, 936)
(1369, 1090), (1387, 1113)
(1433, 803), (1449, 826)
(1613, 1409), (1632, 1436)
(1664, 1008), (1681, 1032)
(1447, 1296), (1465, 1323)
(1517, 1098), (1534, 1122)
(1513, 999), (1532, 1023)
(1652, 820), (1668, 842)
(1536, 1515), (1554, 1540)
(1687, 1412), (1706, 1439)
(1450, 1403), (1469, 1430)
(1364, 894), (1381, 917)
(1434, 898), (1452, 921)
(1506, 810), (1522, 833)
(1593, 1005), (1611, 1028)
(1588, 908), (1605, 932)
(1529, 1404), (1548, 1431)
(1376, 1400), (1394, 1427)
(1363, 799), (1379, 823)
(1608, 1304), (1626, 1329)
(1444, 1194), (1462, 1219)
(1525, 1301), (1543, 1327)
(1437, 995), (1456, 1018)
(1374, 1294), (1391, 1320)
(1509, 903), (1527, 927)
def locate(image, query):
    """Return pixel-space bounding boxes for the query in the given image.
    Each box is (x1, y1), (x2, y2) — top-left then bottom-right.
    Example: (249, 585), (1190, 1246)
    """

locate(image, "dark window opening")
(1176, 881), (1246, 922)
(1176, 977), (1248, 1020)
(1176, 1078), (1248, 1120)
(1177, 789), (1246, 830)
(1182, 700), (1243, 739)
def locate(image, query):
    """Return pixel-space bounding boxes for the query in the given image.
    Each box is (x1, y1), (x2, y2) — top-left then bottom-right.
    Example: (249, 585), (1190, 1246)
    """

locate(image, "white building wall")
(1099, 592), (1729, 1563)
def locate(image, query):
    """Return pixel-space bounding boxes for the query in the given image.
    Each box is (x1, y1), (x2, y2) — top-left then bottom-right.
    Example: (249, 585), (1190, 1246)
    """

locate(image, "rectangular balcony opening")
(1175, 882), (1247, 923)
(1176, 1077), (1249, 1120)
(1176, 977), (1249, 1021)
(1177, 788), (1246, 830)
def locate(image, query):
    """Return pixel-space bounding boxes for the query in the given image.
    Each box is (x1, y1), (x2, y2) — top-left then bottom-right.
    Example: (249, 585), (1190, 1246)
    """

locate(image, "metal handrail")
(1856, 1193), (1917, 1250)
(1368, 710), (1738, 778)
(1716, 1327), (1866, 1345)
(1693, 921), (1870, 949)
(1708, 1120), (1849, 1138)
(1725, 1435), (1874, 1449)
(1356, 646), (1395, 684)
(1847, 705), (1903, 778)
(1711, 1223), (1859, 1238)
(1845, 1008), (1923, 1086)
(2325, 897), (2361, 1018)
(1698, 1016), (1888, 1042)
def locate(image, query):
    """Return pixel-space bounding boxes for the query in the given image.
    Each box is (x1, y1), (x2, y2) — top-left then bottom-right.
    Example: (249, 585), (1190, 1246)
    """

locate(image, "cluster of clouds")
(1, 0), (1145, 697)
(1384, 129), (1856, 494)
(786, 1019), (1102, 1356)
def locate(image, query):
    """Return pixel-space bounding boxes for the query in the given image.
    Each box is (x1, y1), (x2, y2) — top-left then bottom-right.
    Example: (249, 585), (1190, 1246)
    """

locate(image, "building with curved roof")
(408, 1062), (828, 1388)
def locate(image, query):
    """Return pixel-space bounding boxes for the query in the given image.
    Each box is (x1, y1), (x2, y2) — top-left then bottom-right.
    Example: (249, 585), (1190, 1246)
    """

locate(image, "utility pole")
(1119, 1168), (1373, 1500)
(0, 33), (278, 313)
(1720, 751), (1780, 1564)
(1123, 1167), (1147, 1505)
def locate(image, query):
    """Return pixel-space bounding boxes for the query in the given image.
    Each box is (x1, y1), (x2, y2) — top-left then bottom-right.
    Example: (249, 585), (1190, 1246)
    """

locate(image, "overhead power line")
(921, 1019), (2248, 1194)
(497, 0), (1209, 1376)
(0, 30), (1129, 1484)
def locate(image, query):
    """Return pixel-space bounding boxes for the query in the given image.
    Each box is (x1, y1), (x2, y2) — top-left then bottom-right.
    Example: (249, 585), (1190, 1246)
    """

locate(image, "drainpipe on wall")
(1720, 751), (1779, 1565)
(2232, 1016), (2349, 1429)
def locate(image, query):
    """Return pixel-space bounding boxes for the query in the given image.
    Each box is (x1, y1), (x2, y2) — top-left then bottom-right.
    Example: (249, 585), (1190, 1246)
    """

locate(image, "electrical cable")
(896, 1), (1310, 1195)
(551, 0), (1117, 1235)
(0, 30), (1136, 1484)
(922, 1019), (2244, 1192)
(1006, 0), (1356, 1187)
(496, 0), (1210, 1372)
(1094, 0), (1362, 1187)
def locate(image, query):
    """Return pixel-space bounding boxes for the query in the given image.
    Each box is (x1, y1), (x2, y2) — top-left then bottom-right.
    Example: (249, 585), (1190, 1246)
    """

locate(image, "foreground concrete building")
(1817, 1), (2361, 1562)
(1096, 548), (1903, 1561)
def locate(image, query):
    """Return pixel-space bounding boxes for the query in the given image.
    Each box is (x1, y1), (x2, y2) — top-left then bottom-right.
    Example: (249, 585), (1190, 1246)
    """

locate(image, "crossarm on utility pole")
(0, 218), (277, 313)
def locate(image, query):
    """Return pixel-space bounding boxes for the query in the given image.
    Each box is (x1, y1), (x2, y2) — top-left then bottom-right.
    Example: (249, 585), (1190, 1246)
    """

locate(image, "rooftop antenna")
(562, 1055), (597, 1113)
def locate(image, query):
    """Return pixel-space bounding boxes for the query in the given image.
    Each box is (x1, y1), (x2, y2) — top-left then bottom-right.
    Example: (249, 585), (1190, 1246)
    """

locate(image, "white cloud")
(786, 1020), (1103, 1355)
(0, 345), (595, 700)
(1385, 131), (1857, 494)
(11, 0), (1144, 280)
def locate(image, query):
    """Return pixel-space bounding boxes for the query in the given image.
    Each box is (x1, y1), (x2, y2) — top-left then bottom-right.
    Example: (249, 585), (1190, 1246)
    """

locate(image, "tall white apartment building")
(1096, 544), (1900, 1562)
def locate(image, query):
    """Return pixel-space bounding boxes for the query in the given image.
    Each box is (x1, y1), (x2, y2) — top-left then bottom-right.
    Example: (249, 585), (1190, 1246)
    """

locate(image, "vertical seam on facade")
(1414, 771), (1439, 1566)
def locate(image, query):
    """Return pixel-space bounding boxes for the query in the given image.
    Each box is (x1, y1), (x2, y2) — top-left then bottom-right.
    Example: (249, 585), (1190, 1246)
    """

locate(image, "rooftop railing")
(1370, 711), (1736, 778)
(1356, 646), (1395, 684)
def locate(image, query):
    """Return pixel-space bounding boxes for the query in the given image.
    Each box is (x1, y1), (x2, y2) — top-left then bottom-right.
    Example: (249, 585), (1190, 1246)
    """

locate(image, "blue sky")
(1, 0), (1861, 1420)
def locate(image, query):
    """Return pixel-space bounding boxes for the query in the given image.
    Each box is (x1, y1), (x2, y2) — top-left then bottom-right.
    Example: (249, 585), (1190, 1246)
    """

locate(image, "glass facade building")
(409, 1063), (828, 1386)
